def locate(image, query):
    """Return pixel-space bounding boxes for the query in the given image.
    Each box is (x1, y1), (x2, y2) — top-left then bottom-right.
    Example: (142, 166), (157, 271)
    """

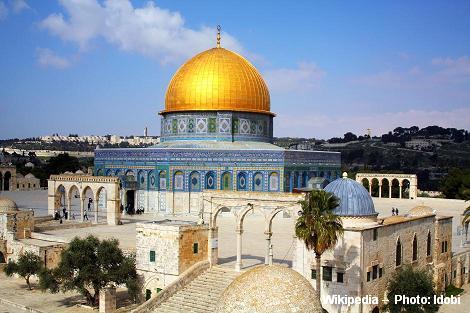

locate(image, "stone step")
(169, 296), (215, 310)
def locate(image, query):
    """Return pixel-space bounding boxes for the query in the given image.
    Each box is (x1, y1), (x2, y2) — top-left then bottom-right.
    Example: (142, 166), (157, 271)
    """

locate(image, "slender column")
(67, 196), (71, 220)
(235, 226), (243, 272)
(389, 185), (392, 198)
(379, 184), (382, 198)
(399, 183), (402, 199)
(264, 231), (272, 265)
(80, 197), (84, 222)
(368, 183), (371, 195)
(94, 202), (98, 224)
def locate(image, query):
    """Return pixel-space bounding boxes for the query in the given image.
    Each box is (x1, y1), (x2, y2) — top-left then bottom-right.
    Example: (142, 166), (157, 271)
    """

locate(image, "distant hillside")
(274, 125), (470, 191)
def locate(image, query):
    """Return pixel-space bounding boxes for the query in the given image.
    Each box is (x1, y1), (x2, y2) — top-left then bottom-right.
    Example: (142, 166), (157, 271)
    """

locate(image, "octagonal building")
(94, 29), (341, 214)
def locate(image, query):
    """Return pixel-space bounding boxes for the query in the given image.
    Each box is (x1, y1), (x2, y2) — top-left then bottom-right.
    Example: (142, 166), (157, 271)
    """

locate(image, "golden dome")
(215, 265), (322, 313)
(163, 47), (272, 115)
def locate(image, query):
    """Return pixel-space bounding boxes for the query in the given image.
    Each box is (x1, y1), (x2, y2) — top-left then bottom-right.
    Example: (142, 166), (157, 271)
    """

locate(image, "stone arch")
(205, 171), (216, 190)
(236, 205), (267, 230)
(266, 207), (291, 233)
(361, 178), (370, 193)
(54, 184), (66, 210)
(221, 172), (232, 191)
(82, 185), (95, 221)
(371, 178), (379, 197)
(189, 171), (201, 191)
(173, 171), (184, 191)
(67, 184), (80, 219)
(252, 172), (264, 191)
(268, 172), (280, 191)
(211, 205), (231, 228)
(3, 171), (11, 191)
(381, 178), (390, 198)
(391, 178), (400, 198)
(372, 307), (379, 313)
(412, 233), (418, 261)
(95, 187), (107, 223)
(237, 172), (248, 191)
(401, 179), (411, 199)
(396, 237), (402, 266)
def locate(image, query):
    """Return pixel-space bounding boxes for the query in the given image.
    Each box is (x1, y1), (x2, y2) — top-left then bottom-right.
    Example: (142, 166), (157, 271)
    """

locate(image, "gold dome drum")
(163, 48), (272, 115)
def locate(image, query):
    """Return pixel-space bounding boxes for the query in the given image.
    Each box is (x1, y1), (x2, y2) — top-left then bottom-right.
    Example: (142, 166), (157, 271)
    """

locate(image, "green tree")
(384, 266), (439, 313)
(440, 168), (470, 199)
(39, 235), (139, 306)
(44, 153), (81, 177)
(295, 190), (343, 302)
(4, 251), (43, 290)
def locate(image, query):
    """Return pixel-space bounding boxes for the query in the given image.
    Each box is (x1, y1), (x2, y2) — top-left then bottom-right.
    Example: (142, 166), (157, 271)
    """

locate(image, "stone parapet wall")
(131, 260), (210, 313)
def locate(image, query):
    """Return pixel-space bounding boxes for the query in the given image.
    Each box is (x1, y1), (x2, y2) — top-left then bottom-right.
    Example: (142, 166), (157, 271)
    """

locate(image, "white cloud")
(263, 62), (325, 93)
(0, 1), (8, 20)
(431, 56), (470, 79)
(40, 0), (242, 64)
(275, 107), (470, 138)
(36, 48), (71, 69)
(12, 0), (30, 13)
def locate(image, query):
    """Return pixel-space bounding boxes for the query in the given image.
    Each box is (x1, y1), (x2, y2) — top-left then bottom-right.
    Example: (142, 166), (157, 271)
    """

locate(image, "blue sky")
(0, 0), (469, 139)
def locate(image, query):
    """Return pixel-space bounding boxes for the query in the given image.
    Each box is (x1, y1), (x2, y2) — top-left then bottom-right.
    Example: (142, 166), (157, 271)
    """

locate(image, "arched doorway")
(372, 307), (380, 313)
(361, 178), (370, 193)
(381, 178), (390, 198)
(391, 179), (400, 198)
(96, 187), (107, 223)
(82, 186), (94, 222)
(402, 179), (410, 199)
(3, 171), (11, 191)
(68, 185), (80, 220)
(371, 178), (379, 197)
(0, 251), (5, 263)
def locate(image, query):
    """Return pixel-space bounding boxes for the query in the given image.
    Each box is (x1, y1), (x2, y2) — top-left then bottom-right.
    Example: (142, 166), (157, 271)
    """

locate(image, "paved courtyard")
(0, 190), (469, 312)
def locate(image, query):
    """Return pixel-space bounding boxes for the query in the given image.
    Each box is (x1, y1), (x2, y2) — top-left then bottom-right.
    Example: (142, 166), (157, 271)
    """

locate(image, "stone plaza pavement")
(0, 190), (469, 312)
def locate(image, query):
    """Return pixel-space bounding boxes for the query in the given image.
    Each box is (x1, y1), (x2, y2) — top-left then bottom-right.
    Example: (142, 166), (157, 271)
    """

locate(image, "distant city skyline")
(1, 0), (469, 139)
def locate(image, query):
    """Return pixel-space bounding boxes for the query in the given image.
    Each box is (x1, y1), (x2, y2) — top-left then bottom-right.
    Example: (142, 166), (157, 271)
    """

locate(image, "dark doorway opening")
(126, 190), (135, 214)
(3, 171), (11, 191)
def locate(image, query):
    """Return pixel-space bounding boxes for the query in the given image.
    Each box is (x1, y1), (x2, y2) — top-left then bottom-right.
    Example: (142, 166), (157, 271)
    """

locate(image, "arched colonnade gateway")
(356, 173), (418, 199)
(202, 190), (303, 272)
(47, 174), (121, 225)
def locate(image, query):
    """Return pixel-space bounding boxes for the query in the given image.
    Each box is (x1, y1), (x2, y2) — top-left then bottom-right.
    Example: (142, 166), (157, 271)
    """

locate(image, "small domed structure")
(214, 265), (322, 313)
(0, 197), (19, 213)
(25, 173), (36, 179)
(409, 205), (434, 217)
(324, 173), (378, 217)
(75, 170), (85, 175)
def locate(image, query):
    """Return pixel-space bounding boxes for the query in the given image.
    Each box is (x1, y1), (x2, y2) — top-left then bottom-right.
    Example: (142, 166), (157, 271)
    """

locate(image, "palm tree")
(295, 189), (343, 302)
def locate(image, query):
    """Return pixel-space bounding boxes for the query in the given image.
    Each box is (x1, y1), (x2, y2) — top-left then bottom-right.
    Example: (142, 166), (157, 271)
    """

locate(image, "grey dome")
(324, 174), (377, 217)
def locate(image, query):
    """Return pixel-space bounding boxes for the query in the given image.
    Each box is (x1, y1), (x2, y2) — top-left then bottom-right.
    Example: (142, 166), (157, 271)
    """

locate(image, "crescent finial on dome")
(217, 25), (221, 48)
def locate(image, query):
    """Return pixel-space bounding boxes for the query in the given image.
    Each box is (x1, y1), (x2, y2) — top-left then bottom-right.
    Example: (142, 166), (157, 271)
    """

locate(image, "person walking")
(84, 210), (89, 221)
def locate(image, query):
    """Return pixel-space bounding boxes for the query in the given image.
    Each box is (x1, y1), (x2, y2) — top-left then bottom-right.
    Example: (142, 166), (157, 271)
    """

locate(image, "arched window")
(173, 171), (184, 191)
(205, 171), (216, 190)
(427, 231), (432, 256)
(253, 172), (263, 191)
(396, 238), (402, 266)
(412, 234), (418, 261)
(158, 171), (166, 190)
(148, 171), (157, 190)
(221, 172), (232, 190)
(138, 170), (147, 189)
(237, 172), (247, 191)
(189, 171), (201, 191)
(269, 172), (279, 191)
